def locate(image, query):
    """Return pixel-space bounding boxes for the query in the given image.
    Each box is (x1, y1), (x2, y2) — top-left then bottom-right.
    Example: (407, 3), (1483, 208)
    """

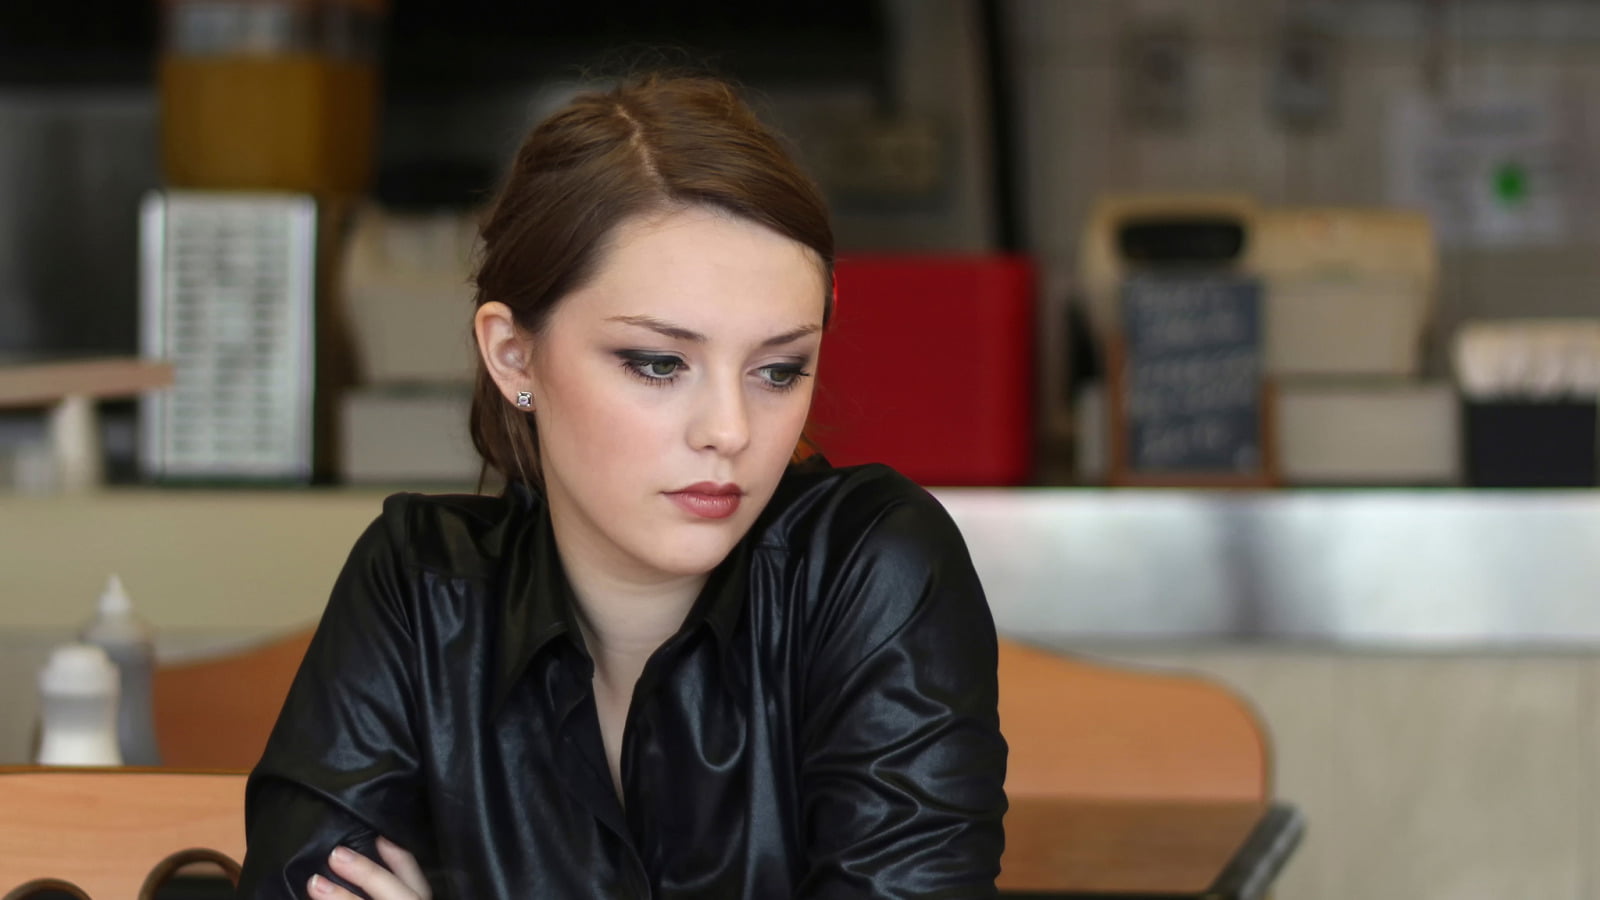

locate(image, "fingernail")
(310, 874), (332, 895)
(331, 846), (353, 863)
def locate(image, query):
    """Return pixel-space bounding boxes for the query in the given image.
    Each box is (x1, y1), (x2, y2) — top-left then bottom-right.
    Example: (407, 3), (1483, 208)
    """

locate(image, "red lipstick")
(666, 482), (743, 520)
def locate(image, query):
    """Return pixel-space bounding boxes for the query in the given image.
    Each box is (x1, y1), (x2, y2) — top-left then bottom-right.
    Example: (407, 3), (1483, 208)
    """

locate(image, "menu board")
(1110, 272), (1274, 485)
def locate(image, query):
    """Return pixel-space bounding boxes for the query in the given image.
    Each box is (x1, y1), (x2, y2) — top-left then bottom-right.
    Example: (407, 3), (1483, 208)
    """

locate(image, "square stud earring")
(515, 391), (533, 408)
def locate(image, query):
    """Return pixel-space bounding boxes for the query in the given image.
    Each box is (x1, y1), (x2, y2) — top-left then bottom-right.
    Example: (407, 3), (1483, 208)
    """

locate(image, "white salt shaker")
(35, 643), (124, 766)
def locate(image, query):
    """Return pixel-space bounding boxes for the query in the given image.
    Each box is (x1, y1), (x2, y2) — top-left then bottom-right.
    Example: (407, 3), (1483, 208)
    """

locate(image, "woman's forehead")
(557, 209), (826, 334)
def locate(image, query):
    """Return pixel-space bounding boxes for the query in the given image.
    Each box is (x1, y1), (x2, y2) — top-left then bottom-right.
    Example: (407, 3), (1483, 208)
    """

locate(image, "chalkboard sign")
(1109, 272), (1276, 486)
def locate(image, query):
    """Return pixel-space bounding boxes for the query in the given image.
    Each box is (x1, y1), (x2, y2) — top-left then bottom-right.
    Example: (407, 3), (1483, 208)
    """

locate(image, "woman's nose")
(689, 374), (751, 456)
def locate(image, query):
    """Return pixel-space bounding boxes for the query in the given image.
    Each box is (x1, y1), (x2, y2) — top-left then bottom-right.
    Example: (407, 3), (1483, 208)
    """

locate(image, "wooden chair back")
(998, 639), (1270, 802)
(151, 632), (1270, 797)
(0, 768), (245, 900)
(152, 629), (314, 770)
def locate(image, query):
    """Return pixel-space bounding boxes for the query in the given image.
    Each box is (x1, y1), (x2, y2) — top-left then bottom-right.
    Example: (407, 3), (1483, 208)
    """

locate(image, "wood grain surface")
(0, 358), (173, 408)
(0, 768), (245, 900)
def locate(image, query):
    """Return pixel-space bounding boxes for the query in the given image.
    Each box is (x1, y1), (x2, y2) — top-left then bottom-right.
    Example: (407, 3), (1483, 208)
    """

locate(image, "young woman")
(238, 73), (1007, 899)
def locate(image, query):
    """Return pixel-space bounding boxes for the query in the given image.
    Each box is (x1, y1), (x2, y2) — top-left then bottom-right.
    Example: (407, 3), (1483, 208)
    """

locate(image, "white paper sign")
(1388, 91), (1572, 247)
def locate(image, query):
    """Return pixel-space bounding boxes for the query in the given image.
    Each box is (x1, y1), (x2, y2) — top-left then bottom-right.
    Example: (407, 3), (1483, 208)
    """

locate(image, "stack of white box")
(1076, 196), (1457, 485)
(338, 207), (483, 487)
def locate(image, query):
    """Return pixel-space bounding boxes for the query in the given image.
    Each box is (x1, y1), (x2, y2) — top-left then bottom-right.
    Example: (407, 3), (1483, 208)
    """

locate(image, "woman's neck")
(555, 542), (707, 683)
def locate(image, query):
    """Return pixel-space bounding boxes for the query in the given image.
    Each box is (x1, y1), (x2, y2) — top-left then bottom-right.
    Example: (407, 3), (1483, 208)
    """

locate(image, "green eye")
(760, 365), (810, 392)
(617, 352), (685, 385)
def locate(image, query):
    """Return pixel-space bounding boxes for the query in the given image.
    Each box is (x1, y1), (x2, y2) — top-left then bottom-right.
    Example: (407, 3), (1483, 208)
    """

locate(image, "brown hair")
(468, 73), (835, 491)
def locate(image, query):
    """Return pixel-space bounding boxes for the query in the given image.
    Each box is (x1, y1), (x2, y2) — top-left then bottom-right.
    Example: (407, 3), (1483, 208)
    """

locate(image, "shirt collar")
(488, 481), (753, 716)
(489, 482), (576, 715)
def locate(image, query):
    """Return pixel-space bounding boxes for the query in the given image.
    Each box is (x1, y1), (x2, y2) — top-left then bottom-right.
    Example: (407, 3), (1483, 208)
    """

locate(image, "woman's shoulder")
(757, 461), (987, 663)
(756, 460), (967, 563)
(362, 488), (530, 581)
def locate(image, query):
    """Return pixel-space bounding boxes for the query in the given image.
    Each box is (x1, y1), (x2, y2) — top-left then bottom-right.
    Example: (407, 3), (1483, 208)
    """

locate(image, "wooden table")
(0, 356), (173, 408)
(999, 798), (1304, 899)
(2, 766), (1300, 900)
(0, 355), (173, 491)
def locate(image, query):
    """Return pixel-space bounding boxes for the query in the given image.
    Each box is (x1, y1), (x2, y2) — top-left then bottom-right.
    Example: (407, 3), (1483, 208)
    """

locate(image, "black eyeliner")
(615, 349), (685, 385)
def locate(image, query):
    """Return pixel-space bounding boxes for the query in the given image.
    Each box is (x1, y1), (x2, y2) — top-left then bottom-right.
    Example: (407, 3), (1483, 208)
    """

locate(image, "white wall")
(0, 490), (382, 631)
(1089, 645), (1596, 900)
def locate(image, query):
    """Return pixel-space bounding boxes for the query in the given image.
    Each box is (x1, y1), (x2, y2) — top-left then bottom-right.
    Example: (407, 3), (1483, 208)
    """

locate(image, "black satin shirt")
(238, 461), (1008, 899)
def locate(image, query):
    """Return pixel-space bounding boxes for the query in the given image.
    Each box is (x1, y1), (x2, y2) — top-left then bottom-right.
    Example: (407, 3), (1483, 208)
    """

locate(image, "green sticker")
(1494, 161), (1529, 206)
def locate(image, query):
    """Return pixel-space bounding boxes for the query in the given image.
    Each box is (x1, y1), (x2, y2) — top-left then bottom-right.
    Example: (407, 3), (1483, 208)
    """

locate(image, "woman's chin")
(640, 533), (744, 579)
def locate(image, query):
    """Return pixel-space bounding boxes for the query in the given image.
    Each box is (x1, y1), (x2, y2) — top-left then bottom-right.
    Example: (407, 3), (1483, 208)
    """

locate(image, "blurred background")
(9, 0), (1600, 493)
(7, 1), (1600, 898)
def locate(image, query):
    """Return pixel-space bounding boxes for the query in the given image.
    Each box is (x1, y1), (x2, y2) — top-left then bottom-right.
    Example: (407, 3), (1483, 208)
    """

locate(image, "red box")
(810, 255), (1035, 486)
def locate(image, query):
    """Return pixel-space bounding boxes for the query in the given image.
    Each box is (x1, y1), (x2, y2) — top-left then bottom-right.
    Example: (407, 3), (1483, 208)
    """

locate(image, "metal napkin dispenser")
(139, 190), (317, 482)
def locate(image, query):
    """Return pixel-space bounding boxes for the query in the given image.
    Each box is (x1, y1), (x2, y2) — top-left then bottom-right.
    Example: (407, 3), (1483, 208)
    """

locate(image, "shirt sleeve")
(237, 495), (433, 899)
(794, 486), (1009, 899)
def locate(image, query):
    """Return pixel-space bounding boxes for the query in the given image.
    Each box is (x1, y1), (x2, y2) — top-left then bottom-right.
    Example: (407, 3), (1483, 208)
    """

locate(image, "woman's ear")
(474, 301), (537, 407)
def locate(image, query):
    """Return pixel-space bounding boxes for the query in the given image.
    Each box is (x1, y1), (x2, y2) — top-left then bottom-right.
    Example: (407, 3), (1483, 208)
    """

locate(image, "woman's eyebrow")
(610, 315), (704, 342)
(759, 324), (823, 348)
(608, 315), (821, 348)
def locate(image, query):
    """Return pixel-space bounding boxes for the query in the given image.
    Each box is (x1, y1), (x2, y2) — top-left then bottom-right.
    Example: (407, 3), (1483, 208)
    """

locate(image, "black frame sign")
(1108, 271), (1278, 487)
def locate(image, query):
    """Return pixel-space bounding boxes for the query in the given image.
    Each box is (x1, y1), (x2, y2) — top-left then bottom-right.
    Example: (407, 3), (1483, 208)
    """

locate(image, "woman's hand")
(308, 837), (432, 900)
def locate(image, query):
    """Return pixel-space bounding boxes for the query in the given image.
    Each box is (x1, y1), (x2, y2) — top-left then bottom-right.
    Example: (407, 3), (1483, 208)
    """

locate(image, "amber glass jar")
(158, 0), (384, 194)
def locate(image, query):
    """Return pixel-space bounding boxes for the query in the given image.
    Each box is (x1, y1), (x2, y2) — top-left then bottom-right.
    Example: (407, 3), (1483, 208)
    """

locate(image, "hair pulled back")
(468, 73), (835, 491)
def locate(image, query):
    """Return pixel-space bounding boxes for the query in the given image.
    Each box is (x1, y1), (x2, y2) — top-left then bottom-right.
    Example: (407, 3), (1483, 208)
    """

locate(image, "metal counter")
(931, 488), (1600, 647)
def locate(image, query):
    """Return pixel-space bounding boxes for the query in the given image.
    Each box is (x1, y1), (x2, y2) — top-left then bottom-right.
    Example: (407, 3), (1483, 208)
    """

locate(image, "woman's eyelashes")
(758, 363), (811, 391)
(617, 351), (684, 385)
(614, 350), (812, 393)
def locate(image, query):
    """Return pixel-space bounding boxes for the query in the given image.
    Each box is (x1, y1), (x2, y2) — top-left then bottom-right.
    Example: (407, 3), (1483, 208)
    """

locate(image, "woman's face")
(524, 207), (825, 585)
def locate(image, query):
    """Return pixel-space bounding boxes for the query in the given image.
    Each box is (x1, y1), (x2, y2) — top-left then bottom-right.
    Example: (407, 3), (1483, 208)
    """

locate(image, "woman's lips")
(666, 483), (743, 520)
